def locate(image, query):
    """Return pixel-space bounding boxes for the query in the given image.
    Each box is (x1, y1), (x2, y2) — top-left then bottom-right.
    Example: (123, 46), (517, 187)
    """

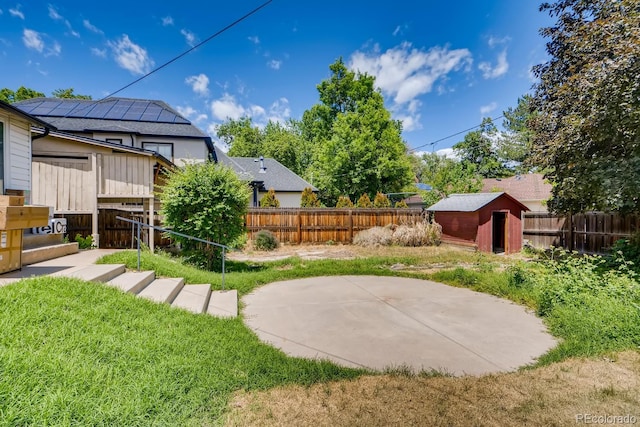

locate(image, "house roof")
(0, 99), (56, 129)
(427, 192), (528, 212)
(481, 173), (551, 201)
(32, 127), (175, 168)
(213, 146), (316, 192)
(13, 97), (208, 139)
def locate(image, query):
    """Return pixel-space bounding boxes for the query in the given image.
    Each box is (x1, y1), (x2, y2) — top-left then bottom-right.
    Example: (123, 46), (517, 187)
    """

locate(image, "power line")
(100, 0), (273, 100)
(409, 115), (504, 153)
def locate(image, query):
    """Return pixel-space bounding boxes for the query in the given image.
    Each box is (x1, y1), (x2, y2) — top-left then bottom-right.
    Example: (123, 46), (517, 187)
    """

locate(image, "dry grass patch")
(224, 351), (640, 427)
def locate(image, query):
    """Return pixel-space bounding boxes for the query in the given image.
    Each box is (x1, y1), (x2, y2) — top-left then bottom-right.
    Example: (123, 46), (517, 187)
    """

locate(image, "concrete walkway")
(243, 275), (557, 376)
(0, 249), (121, 286)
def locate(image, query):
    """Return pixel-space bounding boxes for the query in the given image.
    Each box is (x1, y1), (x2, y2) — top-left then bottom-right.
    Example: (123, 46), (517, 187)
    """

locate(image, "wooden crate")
(0, 196), (25, 206)
(0, 206), (50, 230)
(0, 229), (22, 274)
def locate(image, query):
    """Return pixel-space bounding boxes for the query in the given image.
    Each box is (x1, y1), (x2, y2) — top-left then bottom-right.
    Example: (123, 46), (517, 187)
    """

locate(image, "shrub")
(75, 233), (94, 249)
(356, 193), (373, 208)
(607, 232), (640, 273)
(373, 192), (391, 208)
(300, 187), (321, 207)
(354, 221), (442, 247)
(254, 230), (279, 251)
(394, 200), (409, 208)
(336, 196), (354, 208)
(160, 162), (250, 270)
(260, 188), (280, 208)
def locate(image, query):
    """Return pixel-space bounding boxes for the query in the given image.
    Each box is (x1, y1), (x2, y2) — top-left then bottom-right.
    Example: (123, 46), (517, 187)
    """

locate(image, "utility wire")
(409, 115), (504, 153)
(100, 0), (273, 100)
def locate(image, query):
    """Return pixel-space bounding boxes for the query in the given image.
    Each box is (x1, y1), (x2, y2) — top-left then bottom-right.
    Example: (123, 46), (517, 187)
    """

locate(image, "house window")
(106, 138), (123, 145)
(142, 142), (173, 161)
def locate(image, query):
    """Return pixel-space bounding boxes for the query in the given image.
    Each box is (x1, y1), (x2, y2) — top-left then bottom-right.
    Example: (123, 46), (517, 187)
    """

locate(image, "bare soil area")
(224, 351), (640, 426)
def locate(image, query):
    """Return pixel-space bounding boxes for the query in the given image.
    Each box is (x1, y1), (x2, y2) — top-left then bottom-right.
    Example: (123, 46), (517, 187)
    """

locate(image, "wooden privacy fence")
(523, 212), (640, 254)
(246, 208), (425, 244)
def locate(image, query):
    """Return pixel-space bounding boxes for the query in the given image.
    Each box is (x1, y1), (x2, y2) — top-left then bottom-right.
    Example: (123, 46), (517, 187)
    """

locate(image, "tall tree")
(498, 94), (537, 173)
(415, 152), (482, 206)
(531, 0), (640, 213)
(51, 88), (92, 99)
(216, 117), (263, 158)
(304, 58), (413, 204)
(453, 118), (509, 178)
(0, 86), (91, 103)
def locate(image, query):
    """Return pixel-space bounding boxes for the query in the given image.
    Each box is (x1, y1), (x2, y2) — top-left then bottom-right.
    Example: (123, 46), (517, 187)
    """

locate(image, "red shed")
(427, 192), (529, 254)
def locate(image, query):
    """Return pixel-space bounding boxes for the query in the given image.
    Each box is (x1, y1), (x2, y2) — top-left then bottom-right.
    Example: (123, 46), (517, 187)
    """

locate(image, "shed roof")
(427, 192), (528, 212)
(482, 173), (551, 201)
(213, 146), (316, 192)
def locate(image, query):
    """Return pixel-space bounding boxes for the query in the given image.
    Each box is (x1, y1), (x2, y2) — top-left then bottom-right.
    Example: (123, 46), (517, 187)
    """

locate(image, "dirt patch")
(227, 244), (359, 262)
(224, 351), (640, 426)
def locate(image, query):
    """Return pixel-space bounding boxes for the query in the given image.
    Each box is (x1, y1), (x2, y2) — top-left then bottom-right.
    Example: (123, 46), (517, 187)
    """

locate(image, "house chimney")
(255, 156), (266, 173)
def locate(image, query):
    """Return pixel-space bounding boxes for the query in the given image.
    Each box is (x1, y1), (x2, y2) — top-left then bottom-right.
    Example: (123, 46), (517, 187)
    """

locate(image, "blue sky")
(0, 1), (552, 153)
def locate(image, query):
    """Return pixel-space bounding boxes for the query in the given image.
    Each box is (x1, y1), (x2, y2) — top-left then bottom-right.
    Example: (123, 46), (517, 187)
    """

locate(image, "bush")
(394, 200), (409, 208)
(75, 234), (93, 249)
(300, 187), (321, 207)
(260, 188), (280, 208)
(354, 221), (442, 247)
(607, 232), (640, 273)
(254, 230), (279, 251)
(336, 196), (354, 208)
(160, 162), (250, 270)
(373, 192), (391, 208)
(356, 193), (373, 208)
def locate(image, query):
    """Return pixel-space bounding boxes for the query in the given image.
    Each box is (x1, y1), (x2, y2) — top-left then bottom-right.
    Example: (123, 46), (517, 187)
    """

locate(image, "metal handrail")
(115, 216), (230, 290)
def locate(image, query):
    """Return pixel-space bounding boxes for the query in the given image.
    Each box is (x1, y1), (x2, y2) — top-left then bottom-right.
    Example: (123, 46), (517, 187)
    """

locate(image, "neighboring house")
(14, 97), (213, 166)
(0, 100), (55, 196)
(427, 192), (529, 254)
(30, 128), (173, 250)
(213, 146), (316, 207)
(481, 173), (551, 212)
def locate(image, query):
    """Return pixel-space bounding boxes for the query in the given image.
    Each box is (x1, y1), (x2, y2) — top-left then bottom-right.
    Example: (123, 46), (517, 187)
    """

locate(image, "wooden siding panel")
(7, 120), (31, 191)
(99, 155), (152, 197)
(31, 159), (93, 213)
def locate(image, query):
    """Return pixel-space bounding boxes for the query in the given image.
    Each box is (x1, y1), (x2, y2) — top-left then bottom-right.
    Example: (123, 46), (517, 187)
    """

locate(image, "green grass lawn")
(1, 248), (638, 425)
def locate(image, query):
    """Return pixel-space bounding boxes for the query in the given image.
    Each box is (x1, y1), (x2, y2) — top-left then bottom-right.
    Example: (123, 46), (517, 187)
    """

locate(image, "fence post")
(348, 209), (353, 243)
(567, 212), (574, 252)
(297, 209), (302, 244)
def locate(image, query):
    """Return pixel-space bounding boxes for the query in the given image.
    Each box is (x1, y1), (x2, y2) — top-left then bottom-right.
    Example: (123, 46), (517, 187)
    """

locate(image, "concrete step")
(107, 271), (156, 294)
(54, 264), (126, 282)
(171, 284), (211, 314)
(138, 277), (184, 304)
(22, 242), (79, 265)
(207, 289), (238, 318)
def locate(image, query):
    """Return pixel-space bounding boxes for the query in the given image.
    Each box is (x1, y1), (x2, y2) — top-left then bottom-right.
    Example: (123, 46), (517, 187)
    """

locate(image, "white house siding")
(257, 191), (302, 208)
(0, 113), (32, 194)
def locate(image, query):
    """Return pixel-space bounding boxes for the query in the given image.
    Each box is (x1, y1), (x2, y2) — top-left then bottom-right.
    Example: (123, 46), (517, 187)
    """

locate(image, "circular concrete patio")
(242, 275), (557, 376)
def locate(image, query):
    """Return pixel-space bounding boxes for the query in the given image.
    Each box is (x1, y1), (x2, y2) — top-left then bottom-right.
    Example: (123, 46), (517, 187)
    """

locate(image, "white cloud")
(436, 148), (458, 159)
(349, 42), (472, 133)
(91, 47), (106, 57)
(248, 36), (260, 44)
(162, 16), (173, 26)
(478, 50), (509, 79)
(23, 29), (44, 52)
(392, 24), (409, 37)
(211, 93), (247, 121)
(177, 105), (208, 124)
(48, 5), (79, 37)
(185, 73), (209, 96)
(108, 35), (154, 75)
(267, 97), (290, 124)
(487, 35), (511, 48)
(83, 19), (103, 35)
(181, 29), (197, 47)
(480, 102), (498, 115)
(9, 6), (24, 19)
(47, 41), (61, 57)
(267, 59), (281, 70)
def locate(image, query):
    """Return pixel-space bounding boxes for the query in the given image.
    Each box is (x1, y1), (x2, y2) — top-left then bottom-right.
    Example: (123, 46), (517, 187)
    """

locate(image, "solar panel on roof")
(157, 110), (177, 123)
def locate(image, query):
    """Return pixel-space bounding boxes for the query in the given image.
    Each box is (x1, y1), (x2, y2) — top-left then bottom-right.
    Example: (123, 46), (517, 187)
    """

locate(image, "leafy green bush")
(607, 232), (640, 273)
(160, 162), (250, 270)
(356, 193), (373, 208)
(260, 188), (280, 208)
(254, 230), (279, 251)
(300, 187), (321, 207)
(336, 195), (354, 208)
(373, 192), (391, 208)
(74, 234), (93, 249)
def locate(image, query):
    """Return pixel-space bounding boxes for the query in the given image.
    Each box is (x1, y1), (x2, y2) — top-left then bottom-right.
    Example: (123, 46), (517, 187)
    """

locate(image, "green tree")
(531, 0), (640, 213)
(51, 88), (92, 99)
(335, 196), (354, 208)
(216, 117), (263, 158)
(453, 118), (509, 178)
(356, 193), (373, 208)
(373, 192), (391, 208)
(300, 187), (321, 207)
(498, 94), (537, 173)
(259, 188), (280, 208)
(0, 86), (45, 103)
(305, 59), (413, 204)
(415, 152), (482, 206)
(160, 163), (250, 269)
